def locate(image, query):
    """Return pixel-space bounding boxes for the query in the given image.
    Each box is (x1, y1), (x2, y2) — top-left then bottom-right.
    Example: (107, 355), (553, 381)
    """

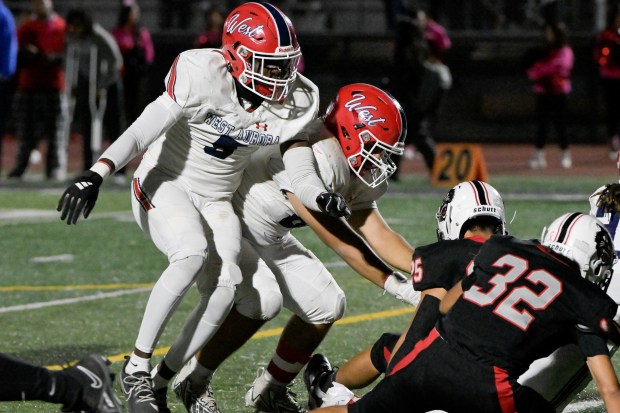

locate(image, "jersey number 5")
(204, 136), (242, 159)
(463, 254), (562, 331)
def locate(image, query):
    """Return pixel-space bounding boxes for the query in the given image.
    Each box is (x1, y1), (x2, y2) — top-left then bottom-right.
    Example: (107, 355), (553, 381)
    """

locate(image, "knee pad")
(161, 255), (206, 296)
(236, 289), (283, 321)
(298, 289), (346, 324)
(197, 284), (236, 326)
(332, 291), (346, 321)
(219, 262), (243, 287)
(235, 259), (283, 320)
(370, 332), (401, 374)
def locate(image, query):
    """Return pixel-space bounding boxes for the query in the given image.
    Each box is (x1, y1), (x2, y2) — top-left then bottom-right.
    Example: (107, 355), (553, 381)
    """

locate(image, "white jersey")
(590, 185), (620, 311)
(234, 120), (388, 244)
(139, 48), (319, 200)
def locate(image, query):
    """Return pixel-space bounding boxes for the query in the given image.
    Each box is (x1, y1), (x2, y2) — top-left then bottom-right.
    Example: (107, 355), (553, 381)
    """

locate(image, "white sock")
(125, 353), (151, 374)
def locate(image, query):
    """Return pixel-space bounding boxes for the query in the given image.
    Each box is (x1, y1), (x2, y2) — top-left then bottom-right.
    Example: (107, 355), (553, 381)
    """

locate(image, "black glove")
(316, 192), (351, 219)
(57, 170), (103, 225)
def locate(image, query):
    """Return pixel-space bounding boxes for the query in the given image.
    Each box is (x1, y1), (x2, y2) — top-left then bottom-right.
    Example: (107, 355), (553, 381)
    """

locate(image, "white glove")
(384, 272), (421, 306)
(321, 382), (360, 407)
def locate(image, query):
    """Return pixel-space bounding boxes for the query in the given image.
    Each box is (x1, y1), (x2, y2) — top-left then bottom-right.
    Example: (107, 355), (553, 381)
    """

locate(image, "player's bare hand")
(57, 170), (103, 225)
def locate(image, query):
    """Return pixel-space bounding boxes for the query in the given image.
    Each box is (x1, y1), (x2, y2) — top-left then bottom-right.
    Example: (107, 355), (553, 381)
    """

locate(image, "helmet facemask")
(436, 188), (455, 240)
(222, 2), (302, 103)
(585, 227), (616, 291)
(237, 45), (301, 102)
(326, 85), (407, 188)
(542, 213), (617, 292)
(347, 130), (404, 188)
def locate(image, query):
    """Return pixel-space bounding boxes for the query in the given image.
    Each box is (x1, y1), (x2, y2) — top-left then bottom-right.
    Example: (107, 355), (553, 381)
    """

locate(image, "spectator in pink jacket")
(421, 11), (451, 63)
(526, 22), (574, 169)
(112, 1), (154, 126)
(594, 3), (620, 160)
(193, 4), (224, 49)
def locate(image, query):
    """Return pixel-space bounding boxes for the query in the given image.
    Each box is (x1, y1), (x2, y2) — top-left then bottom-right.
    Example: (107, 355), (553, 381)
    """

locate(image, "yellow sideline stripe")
(46, 307), (414, 370)
(0, 283), (154, 292)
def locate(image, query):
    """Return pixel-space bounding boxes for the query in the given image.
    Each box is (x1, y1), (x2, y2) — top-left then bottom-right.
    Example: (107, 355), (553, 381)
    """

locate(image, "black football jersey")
(438, 235), (617, 376)
(411, 235), (486, 291)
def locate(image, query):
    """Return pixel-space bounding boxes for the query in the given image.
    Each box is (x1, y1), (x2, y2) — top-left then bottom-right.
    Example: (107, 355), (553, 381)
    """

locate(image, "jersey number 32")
(463, 254), (562, 331)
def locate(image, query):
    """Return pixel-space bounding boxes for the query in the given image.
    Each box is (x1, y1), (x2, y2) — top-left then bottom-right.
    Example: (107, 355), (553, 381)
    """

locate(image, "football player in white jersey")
(146, 83), (417, 413)
(516, 183), (620, 412)
(56, 3), (350, 413)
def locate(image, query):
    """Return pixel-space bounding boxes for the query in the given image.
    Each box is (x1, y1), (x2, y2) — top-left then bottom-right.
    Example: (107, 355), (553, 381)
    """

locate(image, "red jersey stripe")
(167, 55), (180, 101)
(493, 366), (515, 413)
(383, 346), (392, 364)
(387, 328), (439, 376)
(132, 178), (154, 212)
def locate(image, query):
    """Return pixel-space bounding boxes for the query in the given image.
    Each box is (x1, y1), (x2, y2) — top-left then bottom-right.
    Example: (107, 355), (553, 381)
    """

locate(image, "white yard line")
(0, 209), (134, 224)
(0, 287), (152, 313)
(563, 399), (604, 412)
(30, 254), (74, 263)
(0, 191), (587, 223)
(0, 261), (347, 313)
(385, 191), (589, 201)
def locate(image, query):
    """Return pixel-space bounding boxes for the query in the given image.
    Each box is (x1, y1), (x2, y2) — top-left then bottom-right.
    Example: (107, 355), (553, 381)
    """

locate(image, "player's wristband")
(89, 159), (115, 179)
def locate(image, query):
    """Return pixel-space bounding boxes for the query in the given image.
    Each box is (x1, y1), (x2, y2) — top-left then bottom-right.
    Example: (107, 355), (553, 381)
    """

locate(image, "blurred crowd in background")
(0, 0), (619, 181)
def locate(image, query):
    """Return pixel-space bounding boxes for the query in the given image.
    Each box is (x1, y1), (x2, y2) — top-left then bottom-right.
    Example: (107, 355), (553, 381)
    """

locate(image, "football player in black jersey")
(305, 180), (507, 408)
(516, 183), (620, 411)
(0, 352), (123, 413)
(309, 212), (620, 413)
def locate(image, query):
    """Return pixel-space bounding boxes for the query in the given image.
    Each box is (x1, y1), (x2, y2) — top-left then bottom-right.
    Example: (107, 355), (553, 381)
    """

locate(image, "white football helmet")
(436, 180), (506, 240)
(542, 212), (616, 290)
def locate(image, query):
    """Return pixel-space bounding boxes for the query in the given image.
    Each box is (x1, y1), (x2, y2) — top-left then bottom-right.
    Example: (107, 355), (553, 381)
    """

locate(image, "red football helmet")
(222, 2), (301, 102)
(325, 83), (407, 187)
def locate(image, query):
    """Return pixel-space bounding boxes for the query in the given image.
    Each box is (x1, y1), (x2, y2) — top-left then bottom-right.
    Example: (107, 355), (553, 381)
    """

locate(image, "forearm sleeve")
(282, 145), (326, 211)
(95, 94), (183, 176)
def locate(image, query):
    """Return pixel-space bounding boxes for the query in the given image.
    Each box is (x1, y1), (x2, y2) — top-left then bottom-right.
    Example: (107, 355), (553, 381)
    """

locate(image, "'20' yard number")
(437, 148), (472, 182)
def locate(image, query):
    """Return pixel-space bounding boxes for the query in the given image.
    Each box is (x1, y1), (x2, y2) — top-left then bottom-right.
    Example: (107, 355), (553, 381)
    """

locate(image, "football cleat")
(245, 367), (307, 413)
(303, 354), (335, 410)
(173, 376), (220, 413)
(119, 357), (158, 413)
(61, 353), (124, 413)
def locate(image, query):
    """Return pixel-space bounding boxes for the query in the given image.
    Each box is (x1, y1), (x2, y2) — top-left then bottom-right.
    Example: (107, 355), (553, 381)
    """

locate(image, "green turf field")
(0, 173), (616, 412)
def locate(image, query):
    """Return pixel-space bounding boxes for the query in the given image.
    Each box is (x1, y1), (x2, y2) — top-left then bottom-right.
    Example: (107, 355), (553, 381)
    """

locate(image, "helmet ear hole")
(340, 126), (350, 140)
